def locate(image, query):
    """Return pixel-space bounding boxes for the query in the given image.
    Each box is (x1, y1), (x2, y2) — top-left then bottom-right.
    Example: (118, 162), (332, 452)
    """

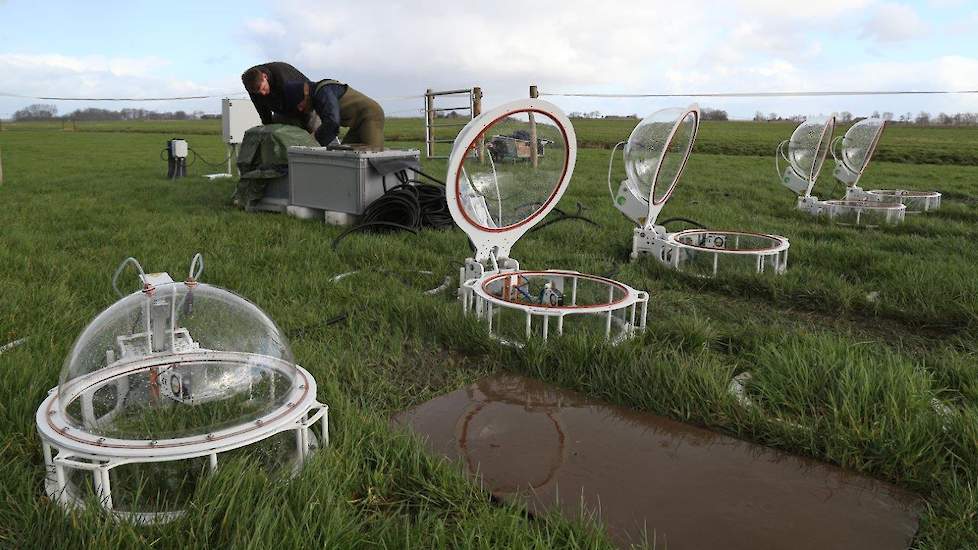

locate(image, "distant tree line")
(753, 110), (978, 126)
(12, 103), (58, 120)
(568, 108), (729, 121)
(11, 103), (214, 121)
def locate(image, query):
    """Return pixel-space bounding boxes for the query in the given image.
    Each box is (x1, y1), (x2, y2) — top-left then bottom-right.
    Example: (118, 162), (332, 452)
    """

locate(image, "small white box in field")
(222, 98), (262, 144)
(169, 139), (188, 158)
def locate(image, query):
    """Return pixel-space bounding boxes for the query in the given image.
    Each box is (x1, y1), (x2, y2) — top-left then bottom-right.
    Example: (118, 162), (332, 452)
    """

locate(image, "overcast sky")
(0, 0), (976, 119)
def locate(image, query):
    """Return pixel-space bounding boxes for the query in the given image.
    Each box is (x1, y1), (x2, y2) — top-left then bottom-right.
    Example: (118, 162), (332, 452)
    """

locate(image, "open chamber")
(612, 105), (789, 277)
(833, 118), (941, 214)
(35, 255), (327, 523)
(449, 99), (648, 345)
(777, 117), (907, 226)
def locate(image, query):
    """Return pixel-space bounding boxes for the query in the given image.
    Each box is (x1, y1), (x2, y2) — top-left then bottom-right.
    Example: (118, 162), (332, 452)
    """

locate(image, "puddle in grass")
(393, 374), (921, 550)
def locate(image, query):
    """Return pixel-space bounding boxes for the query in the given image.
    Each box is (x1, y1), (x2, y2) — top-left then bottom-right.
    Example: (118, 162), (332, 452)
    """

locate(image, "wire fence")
(538, 88), (978, 99)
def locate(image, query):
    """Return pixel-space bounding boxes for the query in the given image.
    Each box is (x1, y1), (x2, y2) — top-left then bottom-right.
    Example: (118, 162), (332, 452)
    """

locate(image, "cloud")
(1, 1), (971, 119)
(736, 0), (875, 19)
(221, 0), (977, 119)
(243, 18), (286, 39)
(0, 53), (239, 115)
(0, 53), (170, 78)
(861, 3), (930, 42)
(241, 0), (710, 100)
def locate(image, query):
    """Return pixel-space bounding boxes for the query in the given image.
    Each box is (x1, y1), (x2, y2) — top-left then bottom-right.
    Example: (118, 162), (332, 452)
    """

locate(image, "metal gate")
(423, 87), (481, 159)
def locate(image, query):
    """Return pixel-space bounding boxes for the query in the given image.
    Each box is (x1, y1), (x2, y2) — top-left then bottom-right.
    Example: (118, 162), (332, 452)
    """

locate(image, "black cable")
(657, 216), (707, 229)
(409, 167), (446, 186)
(331, 221), (420, 250)
(331, 179), (453, 249)
(417, 184), (455, 228)
(528, 202), (601, 234)
(289, 314), (349, 339)
(529, 214), (600, 233)
(188, 147), (233, 168)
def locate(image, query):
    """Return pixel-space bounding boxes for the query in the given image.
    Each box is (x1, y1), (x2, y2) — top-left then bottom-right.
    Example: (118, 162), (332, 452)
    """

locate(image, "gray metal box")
(287, 147), (421, 215)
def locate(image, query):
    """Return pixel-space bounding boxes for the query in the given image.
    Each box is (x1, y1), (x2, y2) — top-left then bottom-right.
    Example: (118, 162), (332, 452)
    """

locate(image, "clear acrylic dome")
(624, 107), (698, 205)
(57, 282), (298, 442)
(787, 117), (835, 181)
(839, 118), (884, 175)
(456, 110), (569, 230)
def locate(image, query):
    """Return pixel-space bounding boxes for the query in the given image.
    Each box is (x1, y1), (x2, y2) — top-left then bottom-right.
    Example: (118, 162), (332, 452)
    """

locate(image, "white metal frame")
(821, 199), (906, 226)
(37, 351), (327, 523)
(777, 116), (910, 225)
(448, 99), (647, 344)
(459, 269), (649, 343)
(831, 117), (942, 214)
(613, 105), (790, 276)
(661, 229), (790, 276)
(864, 189), (942, 213)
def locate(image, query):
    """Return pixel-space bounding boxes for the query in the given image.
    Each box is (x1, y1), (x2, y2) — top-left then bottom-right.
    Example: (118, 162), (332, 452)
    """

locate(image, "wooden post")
(473, 86), (484, 162)
(0, 146), (4, 186)
(425, 89), (434, 158)
(529, 85), (539, 168)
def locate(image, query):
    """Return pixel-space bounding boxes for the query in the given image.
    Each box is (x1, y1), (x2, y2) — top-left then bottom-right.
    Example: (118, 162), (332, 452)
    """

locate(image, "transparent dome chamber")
(778, 116), (910, 226)
(612, 105), (789, 277)
(449, 99), (648, 345)
(37, 256), (327, 523)
(834, 117), (941, 215)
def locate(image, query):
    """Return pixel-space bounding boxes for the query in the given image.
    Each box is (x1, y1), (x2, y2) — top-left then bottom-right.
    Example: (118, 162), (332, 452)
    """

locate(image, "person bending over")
(241, 61), (315, 131)
(282, 78), (385, 149)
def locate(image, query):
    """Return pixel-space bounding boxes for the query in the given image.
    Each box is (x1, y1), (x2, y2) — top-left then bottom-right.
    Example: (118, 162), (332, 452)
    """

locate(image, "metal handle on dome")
(829, 135), (844, 164)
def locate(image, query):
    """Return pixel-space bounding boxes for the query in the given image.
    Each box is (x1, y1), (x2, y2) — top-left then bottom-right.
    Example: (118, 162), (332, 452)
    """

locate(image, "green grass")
(0, 120), (976, 548)
(6, 116), (978, 165)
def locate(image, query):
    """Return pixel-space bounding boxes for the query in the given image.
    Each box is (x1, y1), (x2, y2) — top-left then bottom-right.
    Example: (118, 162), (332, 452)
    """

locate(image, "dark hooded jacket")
(283, 79), (349, 146)
(243, 61), (310, 126)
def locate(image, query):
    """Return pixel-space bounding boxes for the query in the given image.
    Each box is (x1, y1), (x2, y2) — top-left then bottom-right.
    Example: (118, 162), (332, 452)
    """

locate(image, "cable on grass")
(288, 314), (349, 339)
(657, 217), (707, 229)
(188, 147), (234, 168)
(330, 168), (454, 250)
(330, 269), (453, 295)
(331, 221), (419, 250)
(529, 202), (600, 234)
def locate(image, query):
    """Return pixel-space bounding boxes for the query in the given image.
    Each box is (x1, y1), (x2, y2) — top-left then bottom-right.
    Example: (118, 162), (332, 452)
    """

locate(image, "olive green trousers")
(338, 87), (385, 149)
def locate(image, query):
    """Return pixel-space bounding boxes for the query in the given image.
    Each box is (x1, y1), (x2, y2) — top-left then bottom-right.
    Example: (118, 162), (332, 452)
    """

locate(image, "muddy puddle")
(393, 374), (921, 549)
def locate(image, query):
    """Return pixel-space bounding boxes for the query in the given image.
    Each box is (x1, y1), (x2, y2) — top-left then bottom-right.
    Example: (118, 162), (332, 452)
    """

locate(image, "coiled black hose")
(331, 169), (453, 250)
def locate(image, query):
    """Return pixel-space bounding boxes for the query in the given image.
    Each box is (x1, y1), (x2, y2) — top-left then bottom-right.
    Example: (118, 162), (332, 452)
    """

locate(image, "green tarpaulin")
(237, 124), (319, 178)
(234, 124), (319, 208)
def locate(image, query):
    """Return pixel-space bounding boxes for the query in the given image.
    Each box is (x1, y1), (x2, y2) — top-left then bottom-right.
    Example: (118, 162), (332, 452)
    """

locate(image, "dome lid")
(624, 105), (699, 212)
(786, 116), (835, 196)
(446, 98), (576, 262)
(833, 117), (885, 186)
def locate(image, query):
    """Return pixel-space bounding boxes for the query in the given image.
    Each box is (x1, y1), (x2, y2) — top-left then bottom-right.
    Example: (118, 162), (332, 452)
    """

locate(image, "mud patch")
(393, 374), (921, 549)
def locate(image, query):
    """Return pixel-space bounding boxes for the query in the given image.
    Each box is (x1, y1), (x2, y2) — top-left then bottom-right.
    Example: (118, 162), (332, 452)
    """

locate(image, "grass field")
(8, 116), (978, 165)
(0, 117), (976, 548)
